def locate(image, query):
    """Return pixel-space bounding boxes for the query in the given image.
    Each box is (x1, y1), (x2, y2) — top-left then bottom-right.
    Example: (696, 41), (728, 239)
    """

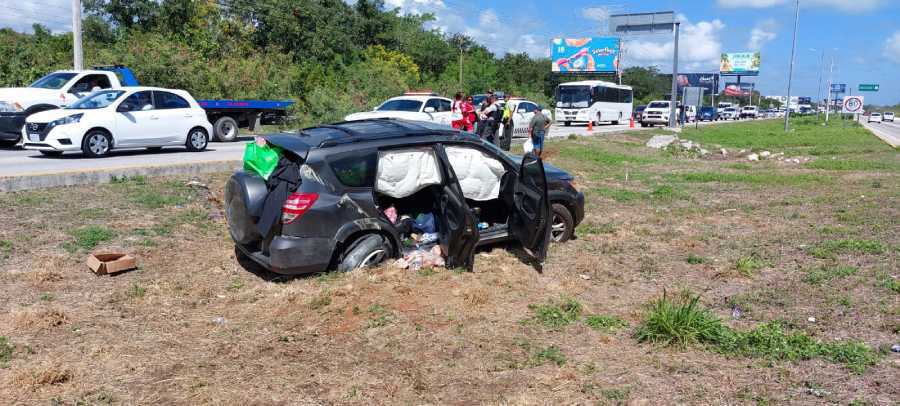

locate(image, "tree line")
(1, 0), (711, 126)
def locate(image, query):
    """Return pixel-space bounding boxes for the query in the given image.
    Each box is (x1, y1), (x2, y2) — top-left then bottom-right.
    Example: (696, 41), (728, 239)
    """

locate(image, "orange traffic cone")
(629, 117), (635, 128)
(587, 120), (593, 132)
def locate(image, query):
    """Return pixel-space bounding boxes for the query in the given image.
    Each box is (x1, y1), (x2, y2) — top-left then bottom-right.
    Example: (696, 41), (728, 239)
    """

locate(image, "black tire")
(146, 147), (163, 152)
(338, 234), (390, 272)
(641, 122), (647, 128)
(0, 138), (19, 148)
(81, 130), (112, 157)
(185, 127), (209, 152)
(213, 116), (238, 142)
(550, 203), (575, 243)
(39, 150), (63, 157)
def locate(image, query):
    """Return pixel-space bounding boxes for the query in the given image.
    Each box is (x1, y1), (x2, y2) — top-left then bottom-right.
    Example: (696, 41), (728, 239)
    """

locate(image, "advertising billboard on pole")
(551, 37), (620, 73)
(720, 52), (761, 76)
(676, 73), (719, 93)
(723, 82), (754, 97)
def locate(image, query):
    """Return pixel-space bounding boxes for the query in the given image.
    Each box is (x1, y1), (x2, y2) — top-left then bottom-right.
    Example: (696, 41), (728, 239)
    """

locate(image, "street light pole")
(669, 22), (680, 128)
(813, 48), (824, 120)
(784, 0), (800, 132)
(72, 0), (83, 70)
(825, 55), (834, 122)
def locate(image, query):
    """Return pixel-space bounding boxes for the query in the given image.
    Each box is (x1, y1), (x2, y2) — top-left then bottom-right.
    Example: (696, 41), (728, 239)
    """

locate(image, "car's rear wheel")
(186, 127), (209, 152)
(39, 150), (63, 157)
(81, 130), (112, 157)
(550, 203), (574, 243)
(213, 116), (238, 142)
(338, 234), (390, 272)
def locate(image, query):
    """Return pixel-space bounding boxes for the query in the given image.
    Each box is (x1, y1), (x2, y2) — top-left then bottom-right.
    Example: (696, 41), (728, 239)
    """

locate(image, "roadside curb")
(0, 160), (241, 192)
(861, 121), (900, 148)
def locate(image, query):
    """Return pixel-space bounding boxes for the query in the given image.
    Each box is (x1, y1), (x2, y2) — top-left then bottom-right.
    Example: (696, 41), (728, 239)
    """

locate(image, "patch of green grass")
(727, 163), (753, 170)
(802, 265), (858, 285)
(0, 239), (12, 259)
(532, 345), (566, 367)
(600, 387), (630, 403)
(807, 239), (885, 259)
(634, 292), (727, 347)
(526, 296), (583, 330)
(0, 336), (13, 367)
(592, 186), (646, 202)
(131, 190), (189, 209)
(559, 145), (656, 168)
(576, 222), (616, 238)
(64, 226), (116, 252)
(110, 175), (147, 184)
(417, 267), (437, 277)
(584, 314), (628, 332)
(821, 340), (879, 374)
(874, 271), (899, 294)
(735, 255), (764, 277)
(665, 171), (827, 186)
(804, 159), (898, 172)
(649, 184), (683, 201)
(227, 279), (244, 291)
(686, 254), (706, 264)
(367, 304), (392, 328)
(716, 322), (823, 361)
(127, 283), (146, 299)
(39, 293), (53, 302)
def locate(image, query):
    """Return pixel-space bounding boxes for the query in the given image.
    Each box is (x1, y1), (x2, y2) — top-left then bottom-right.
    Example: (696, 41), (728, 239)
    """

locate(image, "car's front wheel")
(550, 203), (575, 243)
(186, 128), (209, 152)
(81, 130), (112, 157)
(338, 234), (391, 272)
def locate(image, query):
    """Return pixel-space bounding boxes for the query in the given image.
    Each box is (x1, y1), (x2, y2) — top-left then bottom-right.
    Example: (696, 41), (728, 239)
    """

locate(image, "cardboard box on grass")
(86, 253), (137, 275)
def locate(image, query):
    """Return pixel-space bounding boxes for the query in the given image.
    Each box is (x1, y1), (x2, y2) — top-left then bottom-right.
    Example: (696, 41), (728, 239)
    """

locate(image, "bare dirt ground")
(0, 119), (897, 405)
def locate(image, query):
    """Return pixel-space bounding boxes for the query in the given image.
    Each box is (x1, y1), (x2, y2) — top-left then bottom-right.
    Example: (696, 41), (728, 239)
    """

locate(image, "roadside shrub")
(633, 292), (727, 347)
(526, 296), (583, 330)
(584, 314), (628, 332)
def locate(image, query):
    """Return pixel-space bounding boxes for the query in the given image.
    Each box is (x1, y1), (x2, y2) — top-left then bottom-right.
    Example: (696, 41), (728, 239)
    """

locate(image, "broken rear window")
(329, 150), (377, 187)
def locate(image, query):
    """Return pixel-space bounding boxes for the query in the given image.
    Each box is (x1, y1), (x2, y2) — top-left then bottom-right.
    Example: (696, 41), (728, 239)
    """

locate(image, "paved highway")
(0, 119), (749, 179)
(859, 116), (900, 148)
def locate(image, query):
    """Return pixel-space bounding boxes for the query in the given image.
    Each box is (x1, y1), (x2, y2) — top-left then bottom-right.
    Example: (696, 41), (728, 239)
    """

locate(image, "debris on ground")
(86, 253), (137, 275)
(646, 135), (677, 149)
(212, 316), (227, 326)
(394, 245), (445, 270)
(890, 344), (900, 353)
(747, 153), (760, 161)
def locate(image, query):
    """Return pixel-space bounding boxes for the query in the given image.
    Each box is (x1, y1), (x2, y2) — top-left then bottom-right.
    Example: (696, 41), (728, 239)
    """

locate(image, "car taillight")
(282, 192), (318, 224)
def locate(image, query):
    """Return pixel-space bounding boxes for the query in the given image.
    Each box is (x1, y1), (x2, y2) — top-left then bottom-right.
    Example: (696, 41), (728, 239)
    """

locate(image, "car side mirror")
(423, 107), (436, 113)
(117, 103), (133, 113)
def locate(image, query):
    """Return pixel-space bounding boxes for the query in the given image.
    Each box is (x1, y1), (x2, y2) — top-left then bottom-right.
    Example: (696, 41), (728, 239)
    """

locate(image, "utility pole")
(814, 49), (824, 120)
(668, 22), (680, 128)
(458, 45), (463, 89)
(784, 0), (799, 132)
(825, 55), (834, 122)
(72, 0), (83, 70)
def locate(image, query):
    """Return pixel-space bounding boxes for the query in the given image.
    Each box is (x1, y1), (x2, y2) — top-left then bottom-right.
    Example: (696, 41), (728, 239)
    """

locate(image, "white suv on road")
(740, 106), (759, 119)
(23, 87), (213, 157)
(867, 112), (882, 123)
(883, 112), (894, 122)
(344, 93), (454, 126)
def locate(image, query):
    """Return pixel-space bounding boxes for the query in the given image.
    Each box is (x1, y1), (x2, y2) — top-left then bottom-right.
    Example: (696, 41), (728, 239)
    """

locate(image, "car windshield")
(376, 99), (422, 112)
(555, 86), (591, 108)
(66, 90), (126, 109)
(648, 102), (669, 108)
(29, 73), (78, 89)
(725, 108), (736, 112)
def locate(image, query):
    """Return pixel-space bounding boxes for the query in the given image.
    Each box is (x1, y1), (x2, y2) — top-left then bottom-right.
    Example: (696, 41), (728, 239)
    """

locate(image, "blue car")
(699, 107), (717, 121)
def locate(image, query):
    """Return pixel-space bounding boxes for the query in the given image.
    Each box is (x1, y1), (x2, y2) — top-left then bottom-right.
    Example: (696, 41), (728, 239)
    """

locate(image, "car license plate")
(28, 134), (39, 142)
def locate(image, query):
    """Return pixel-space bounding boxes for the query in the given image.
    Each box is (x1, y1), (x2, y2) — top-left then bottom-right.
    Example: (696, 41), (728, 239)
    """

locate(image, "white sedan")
(344, 93), (454, 126)
(23, 87), (213, 157)
(500, 98), (553, 139)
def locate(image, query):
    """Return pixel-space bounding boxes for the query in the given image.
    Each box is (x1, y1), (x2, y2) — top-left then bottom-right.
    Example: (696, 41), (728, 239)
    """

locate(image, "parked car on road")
(740, 106), (759, 119)
(698, 106), (717, 121)
(641, 100), (678, 127)
(498, 98), (553, 150)
(720, 107), (739, 120)
(344, 93), (454, 126)
(23, 87), (213, 157)
(884, 112), (895, 122)
(225, 118), (585, 275)
(867, 112), (882, 123)
(632, 105), (646, 121)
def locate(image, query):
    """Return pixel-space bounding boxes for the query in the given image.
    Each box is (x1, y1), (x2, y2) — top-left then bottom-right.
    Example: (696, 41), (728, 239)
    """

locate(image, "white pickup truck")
(0, 69), (124, 145)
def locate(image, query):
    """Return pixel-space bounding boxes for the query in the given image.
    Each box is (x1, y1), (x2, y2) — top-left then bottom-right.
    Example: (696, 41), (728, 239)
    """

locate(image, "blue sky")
(4, 0), (899, 104)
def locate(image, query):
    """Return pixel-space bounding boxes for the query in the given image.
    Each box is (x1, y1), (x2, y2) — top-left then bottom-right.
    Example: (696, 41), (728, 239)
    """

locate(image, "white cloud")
(717, 0), (884, 12)
(747, 19), (778, 50)
(884, 31), (900, 64)
(0, 0), (72, 33)
(624, 16), (725, 71)
(582, 7), (610, 22)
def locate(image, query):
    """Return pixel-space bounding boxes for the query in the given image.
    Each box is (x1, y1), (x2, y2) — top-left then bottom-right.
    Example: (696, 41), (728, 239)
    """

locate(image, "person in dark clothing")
(477, 95), (499, 144)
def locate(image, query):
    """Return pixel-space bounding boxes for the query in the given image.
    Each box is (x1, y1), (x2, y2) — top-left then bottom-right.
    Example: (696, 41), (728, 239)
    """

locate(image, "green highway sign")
(858, 84), (879, 92)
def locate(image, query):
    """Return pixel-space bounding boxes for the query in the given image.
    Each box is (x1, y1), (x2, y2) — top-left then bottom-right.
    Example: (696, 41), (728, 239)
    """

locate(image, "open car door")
(434, 144), (480, 270)
(507, 153), (551, 262)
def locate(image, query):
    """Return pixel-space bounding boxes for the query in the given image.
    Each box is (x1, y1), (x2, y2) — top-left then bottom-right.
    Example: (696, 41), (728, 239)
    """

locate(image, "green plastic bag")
(243, 142), (282, 180)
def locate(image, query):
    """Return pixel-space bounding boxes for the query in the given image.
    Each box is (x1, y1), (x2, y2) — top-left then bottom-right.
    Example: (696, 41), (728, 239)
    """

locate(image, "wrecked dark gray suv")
(225, 118), (585, 274)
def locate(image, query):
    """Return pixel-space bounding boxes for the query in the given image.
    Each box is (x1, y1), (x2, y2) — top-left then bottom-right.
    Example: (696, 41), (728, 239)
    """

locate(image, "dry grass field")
(0, 118), (897, 405)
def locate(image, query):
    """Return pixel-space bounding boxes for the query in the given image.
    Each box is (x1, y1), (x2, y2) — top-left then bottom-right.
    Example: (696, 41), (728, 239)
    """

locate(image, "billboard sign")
(677, 73), (719, 93)
(723, 82), (754, 97)
(684, 87), (704, 106)
(551, 37), (620, 73)
(720, 52), (761, 76)
(831, 84), (846, 93)
(842, 96), (864, 114)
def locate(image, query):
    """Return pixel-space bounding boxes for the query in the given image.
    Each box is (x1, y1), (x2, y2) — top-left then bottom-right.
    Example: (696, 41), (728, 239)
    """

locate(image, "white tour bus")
(554, 80), (633, 126)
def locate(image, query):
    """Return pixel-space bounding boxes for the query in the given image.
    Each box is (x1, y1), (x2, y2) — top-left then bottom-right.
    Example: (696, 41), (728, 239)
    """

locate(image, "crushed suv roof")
(263, 118), (467, 156)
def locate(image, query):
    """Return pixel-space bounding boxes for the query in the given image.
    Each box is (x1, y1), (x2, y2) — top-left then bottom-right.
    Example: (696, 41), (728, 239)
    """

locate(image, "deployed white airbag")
(375, 148), (442, 198)
(446, 146), (506, 201)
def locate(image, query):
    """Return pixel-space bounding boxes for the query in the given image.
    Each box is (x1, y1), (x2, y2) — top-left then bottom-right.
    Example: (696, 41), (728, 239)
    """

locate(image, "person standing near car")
(462, 95), (476, 132)
(451, 92), (467, 130)
(528, 105), (551, 158)
(478, 95), (499, 143)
